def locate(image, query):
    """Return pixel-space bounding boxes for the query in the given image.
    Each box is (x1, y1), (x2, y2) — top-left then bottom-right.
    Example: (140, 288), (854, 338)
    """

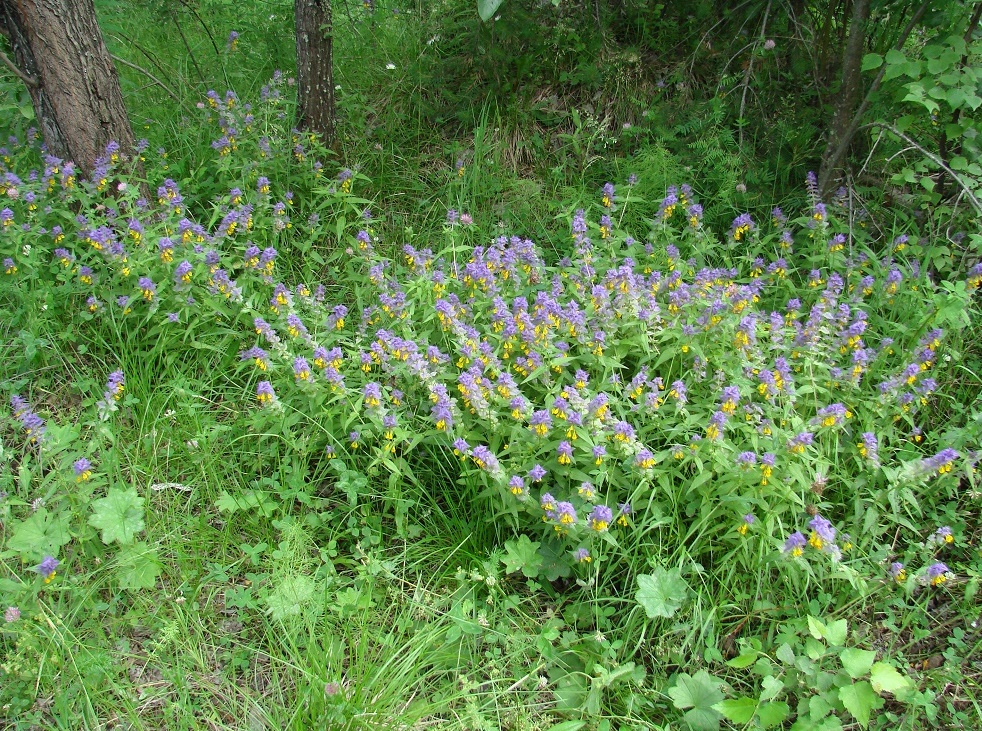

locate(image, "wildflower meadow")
(0, 1), (981, 729)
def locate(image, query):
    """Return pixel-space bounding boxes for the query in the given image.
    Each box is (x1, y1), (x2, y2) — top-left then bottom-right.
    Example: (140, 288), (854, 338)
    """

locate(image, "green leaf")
(7, 509), (71, 560)
(536, 538), (572, 581)
(840, 648), (877, 678)
(760, 675), (784, 702)
(89, 487), (145, 545)
(861, 53), (883, 71)
(885, 49), (906, 65)
(477, 0), (504, 22)
(266, 575), (318, 621)
(636, 566), (689, 619)
(807, 615), (827, 640)
(668, 670), (724, 731)
(757, 701), (790, 728)
(545, 723), (587, 731)
(215, 489), (278, 515)
(501, 535), (542, 578)
(870, 662), (913, 696)
(838, 681), (881, 728)
(825, 619), (848, 646)
(713, 697), (757, 724)
(115, 542), (161, 590)
(726, 650), (759, 668)
(947, 87), (966, 109)
(776, 642), (796, 664)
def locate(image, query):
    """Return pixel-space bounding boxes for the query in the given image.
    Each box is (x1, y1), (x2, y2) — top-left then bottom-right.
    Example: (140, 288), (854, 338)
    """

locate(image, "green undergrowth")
(0, 71), (979, 729)
(0, 1), (980, 728)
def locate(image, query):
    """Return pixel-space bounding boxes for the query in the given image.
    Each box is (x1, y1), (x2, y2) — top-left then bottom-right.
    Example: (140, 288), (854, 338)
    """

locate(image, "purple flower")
(174, 260), (193, 285)
(926, 562), (950, 586)
(720, 386), (740, 414)
(240, 346), (270, 371)
(36, 555), (59, 582)
(256, 381), (276, 405)
(363, 382), (383, 406)
(787, 432), (814, 453)
(529, 409), (552, 436)
(574, 548), (591, 563)
(73, 458), (92, 481)
(922, 448), (958, 475)
(139, 276), (156, 301)
(815, 403), (848, 428)
(557, 441), (574, 465)
(528, 464), (547, 482)
(555, 502), (577, 526)
(508, 475), (525, 496)
(808, 515), (836, 548)
(859, 432), (878, 463)
(731, 213), (754, 241)
(635, 448), (656, 469)
(293, 357), (312, 382)
(737, 451), (757, 466)
(588, 505), (613, 531)
(4, 606), (19, 623)
(540, 492), (557, 518)
(783, 532), (806, 556)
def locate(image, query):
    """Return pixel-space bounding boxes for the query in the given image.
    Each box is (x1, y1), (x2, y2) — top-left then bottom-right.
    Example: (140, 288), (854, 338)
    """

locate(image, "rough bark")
(0, 0), (134, 178)
(817, 0), (870, 196)
(295, 0), (335, 145)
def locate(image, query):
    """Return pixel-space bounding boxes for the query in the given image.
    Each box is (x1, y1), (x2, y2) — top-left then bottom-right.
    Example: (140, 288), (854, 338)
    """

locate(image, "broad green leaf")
(115, 542), (161, 590)
(870, 662), (913, 696)
(807, 615), (826, 640)
(713, 697), (756, 724)
(668, 670), (724, 731)
(825, 619), (848, 646)
(636, 566), (689, 618)
(861, 53), (883, 71)
(885, 49), (906, 65)
(840, 648), (876, 678)
(760, 675), (784, 702)
(477, 0), (504, 22)
(553, 672), (588, 711)
(537, 538), (572, 581)
(501, 535), (542, 578)
(776, 642), (796, 664)
(7, 509), (71, 560)
(215, 489), (278, 515)
(758, 701), (790, 728)
(946, 87), (966, 109)
(726, 650), (758, 668)
(266, 575), (318, 621)
(89, 487), (145, 545)
(838, 681), (881, 728)
(545, 722), (587, 731)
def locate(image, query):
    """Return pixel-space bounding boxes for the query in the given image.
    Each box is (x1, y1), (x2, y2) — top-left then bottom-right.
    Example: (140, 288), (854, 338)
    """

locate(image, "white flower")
(386, 63), (396, 70)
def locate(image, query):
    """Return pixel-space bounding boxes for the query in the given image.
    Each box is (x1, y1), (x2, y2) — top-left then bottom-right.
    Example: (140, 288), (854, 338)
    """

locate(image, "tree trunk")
(295, 0), (335, 144)
(0, 0), (134, 178)
(817, 0), (870, 196)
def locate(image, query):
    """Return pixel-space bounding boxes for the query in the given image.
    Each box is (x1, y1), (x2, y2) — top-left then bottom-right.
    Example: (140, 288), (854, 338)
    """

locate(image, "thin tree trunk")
(0, 0), (134, 178)
(817, 0), (870, 196)
(818, 0), (931, 196)
(295, 0), (335, 145)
